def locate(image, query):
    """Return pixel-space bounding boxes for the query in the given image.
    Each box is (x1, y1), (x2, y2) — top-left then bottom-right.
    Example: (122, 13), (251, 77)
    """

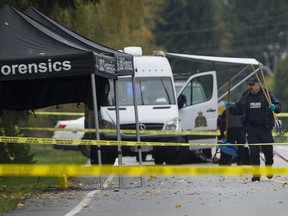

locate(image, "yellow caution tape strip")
(34, 111), (84, 116)
(18, 126), (288, 137)
(1, 135), (288, 146)
(19, 127), (220, 136)
(0, 164), (286, 177)
(0, 136), (214, 146)
(33, 111), (287, 117)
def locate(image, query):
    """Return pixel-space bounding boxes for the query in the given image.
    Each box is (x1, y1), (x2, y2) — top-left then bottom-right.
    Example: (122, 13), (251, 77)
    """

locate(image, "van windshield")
(106, 77), (176, 106)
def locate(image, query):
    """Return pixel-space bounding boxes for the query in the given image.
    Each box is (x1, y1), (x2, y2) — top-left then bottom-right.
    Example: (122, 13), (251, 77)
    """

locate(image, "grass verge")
(0, 144), (88, 215)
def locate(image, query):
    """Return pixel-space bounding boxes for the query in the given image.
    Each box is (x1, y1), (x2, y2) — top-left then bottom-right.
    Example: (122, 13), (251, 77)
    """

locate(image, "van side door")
(177, 71), (218, 149)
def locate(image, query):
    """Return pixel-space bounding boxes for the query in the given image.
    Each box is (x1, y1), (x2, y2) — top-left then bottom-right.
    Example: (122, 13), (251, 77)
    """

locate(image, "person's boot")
(251, 176), (260, 182)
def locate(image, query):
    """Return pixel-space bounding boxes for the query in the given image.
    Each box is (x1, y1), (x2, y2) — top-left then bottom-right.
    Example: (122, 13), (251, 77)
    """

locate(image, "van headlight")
(100, 119), (115, 129)
(165, 117), (179, 131)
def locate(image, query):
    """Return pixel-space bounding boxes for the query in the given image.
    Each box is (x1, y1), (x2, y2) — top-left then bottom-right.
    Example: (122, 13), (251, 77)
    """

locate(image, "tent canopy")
(0, 4), (129, 110)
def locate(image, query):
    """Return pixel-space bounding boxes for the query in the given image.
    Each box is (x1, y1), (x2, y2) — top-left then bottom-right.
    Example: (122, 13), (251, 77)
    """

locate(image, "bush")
(0, 110), (34, 164)
(0, 143), (34, 164)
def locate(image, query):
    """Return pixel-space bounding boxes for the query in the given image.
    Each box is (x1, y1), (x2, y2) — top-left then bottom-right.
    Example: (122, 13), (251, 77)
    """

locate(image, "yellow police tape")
(0, 135), (213, 146)
(19, 127), (220, 136)
(0, 164), (286, 177)
(1, 136), (288, 146)
(34, 111), (84, 116)
(16, 127), (288, 138)
(34, 111), (288, 117)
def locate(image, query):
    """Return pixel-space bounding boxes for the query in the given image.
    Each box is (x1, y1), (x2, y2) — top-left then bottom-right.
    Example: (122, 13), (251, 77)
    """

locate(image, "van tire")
(154, 155), (165, 165)
(202, 149), (212, 159)
(90, 146), (117, 164)
(165, 136), (189, 164)
(153, 136), (189, 165)
(164, 146), (189, 164)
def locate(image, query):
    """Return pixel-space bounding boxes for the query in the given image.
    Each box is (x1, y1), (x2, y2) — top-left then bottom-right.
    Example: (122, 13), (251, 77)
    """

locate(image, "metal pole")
(91, 73), (102, 188)
(114, 79), (124, 188)
(131, 74), (143, 186)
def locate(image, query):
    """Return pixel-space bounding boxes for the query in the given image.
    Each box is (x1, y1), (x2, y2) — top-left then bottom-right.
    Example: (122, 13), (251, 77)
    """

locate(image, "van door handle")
(206, 108), (216, 112)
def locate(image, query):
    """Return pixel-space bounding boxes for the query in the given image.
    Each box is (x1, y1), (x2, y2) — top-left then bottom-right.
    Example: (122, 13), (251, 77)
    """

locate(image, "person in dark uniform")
(225, 76), (281, 182)
(218, 109), (249, 165)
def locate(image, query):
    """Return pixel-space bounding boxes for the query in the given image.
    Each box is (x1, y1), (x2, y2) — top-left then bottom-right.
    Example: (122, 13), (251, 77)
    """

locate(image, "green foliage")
(0, 110), (34, 164)
(51, 0), (163, 54)
(273, 57), (288, 112)
(0, 0), (100, 15)
(0, 143), (34, 164)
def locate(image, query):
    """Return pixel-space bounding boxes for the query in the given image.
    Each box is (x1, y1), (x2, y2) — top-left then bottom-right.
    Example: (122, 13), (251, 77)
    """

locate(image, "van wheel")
(154, 156), (164, 165)
(152, 137), (188, 165)
(202, 149), (212, 159)
(164, 136), (189, 164)
(165, 146), (189, 165)
(90, 146), (117, 164)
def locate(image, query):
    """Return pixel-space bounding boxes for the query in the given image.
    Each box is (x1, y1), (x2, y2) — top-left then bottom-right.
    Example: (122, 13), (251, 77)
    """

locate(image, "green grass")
(32, 145), (88, 164)
(0, 144), (88, 215)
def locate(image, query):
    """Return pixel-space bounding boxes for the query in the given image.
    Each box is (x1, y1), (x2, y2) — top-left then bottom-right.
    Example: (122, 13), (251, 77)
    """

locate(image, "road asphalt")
(4, 148), (288, 216)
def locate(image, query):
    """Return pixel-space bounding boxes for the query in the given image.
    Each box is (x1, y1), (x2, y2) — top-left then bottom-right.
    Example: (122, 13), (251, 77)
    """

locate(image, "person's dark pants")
(219, 127), (247, 165)
(246, 126), (274, 178)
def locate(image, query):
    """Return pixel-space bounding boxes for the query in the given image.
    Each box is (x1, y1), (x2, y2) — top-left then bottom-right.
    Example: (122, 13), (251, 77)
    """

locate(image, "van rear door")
(177, 71), (218, 150)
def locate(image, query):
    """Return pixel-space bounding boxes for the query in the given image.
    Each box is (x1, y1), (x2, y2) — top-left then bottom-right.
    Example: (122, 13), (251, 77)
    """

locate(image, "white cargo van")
(95, 47), (186, 164)
(53, 47), (219, 164)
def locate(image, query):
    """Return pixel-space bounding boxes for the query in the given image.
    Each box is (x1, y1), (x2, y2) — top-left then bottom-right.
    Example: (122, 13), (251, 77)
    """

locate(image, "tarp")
(165, 52), (260, 66)
(24, 6), (134, 76)
(0, 4), (121, 110)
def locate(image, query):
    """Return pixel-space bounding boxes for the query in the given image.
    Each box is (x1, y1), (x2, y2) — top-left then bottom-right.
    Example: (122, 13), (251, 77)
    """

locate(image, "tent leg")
(91, 73), (102, 189)
(131, 75), (143, 186)
(113, 79), (124, 188)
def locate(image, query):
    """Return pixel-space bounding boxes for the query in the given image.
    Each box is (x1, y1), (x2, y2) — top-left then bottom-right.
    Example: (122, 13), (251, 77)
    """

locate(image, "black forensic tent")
(0, 4), (126, 110)
(0, 4), (143, 171)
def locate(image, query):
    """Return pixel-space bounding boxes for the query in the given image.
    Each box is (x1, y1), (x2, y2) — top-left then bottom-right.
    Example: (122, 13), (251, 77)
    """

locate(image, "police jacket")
(229, 89), (281, 129)
(219, 109), (243, 139)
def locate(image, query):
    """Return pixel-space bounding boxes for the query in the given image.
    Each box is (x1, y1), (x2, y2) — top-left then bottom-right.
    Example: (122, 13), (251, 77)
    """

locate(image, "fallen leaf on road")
(175, 204), (182, 208)
(17, 203), (24, 208)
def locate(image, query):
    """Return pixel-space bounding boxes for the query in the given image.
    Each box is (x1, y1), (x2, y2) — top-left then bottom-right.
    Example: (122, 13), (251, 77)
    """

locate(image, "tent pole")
(131, 74), (143, 186)
(91, 73), (102, 189)
(113, 79), (124, 188)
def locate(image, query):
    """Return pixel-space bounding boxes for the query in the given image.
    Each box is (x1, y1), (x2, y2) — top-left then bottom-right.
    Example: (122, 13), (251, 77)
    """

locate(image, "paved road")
(4, 146), (288, 216)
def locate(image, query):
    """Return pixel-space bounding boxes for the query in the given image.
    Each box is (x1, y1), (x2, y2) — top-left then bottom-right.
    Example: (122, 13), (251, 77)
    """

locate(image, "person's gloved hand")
(269, 104), (276, 111)
(225, 102), (231, 109)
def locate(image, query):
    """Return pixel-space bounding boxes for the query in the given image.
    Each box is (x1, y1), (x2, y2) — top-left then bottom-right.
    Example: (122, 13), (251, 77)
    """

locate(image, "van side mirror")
(177, 94), (186, 109)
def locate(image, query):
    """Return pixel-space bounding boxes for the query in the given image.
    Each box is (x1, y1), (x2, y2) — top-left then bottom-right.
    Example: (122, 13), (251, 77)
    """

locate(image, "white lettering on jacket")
(250, 102), (261, 109)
